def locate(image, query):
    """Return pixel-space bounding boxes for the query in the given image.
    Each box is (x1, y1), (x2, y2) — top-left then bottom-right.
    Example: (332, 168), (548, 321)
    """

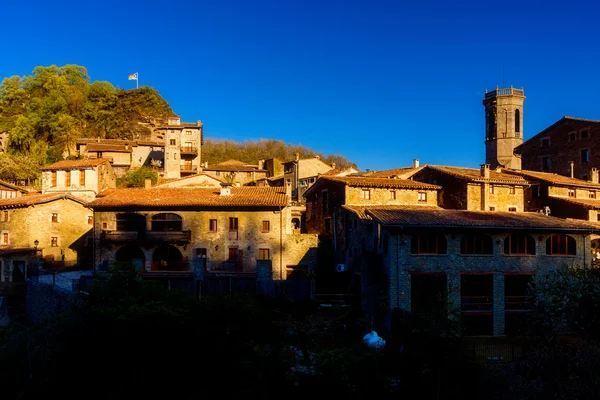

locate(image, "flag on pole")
(128, 72), (138, 80)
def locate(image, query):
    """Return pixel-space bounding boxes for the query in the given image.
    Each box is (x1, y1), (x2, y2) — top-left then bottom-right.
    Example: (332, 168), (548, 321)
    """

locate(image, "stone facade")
(515, 117), (600, 180)
(41, 159), (116, 202)
(157, 116), (203, 179)
(201, 160), (269, 186)
(0, 195), (93, 272)
(483, 87), (525, 170)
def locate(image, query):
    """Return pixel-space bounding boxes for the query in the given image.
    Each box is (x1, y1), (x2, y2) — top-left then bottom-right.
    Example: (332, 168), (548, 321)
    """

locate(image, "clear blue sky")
(2, 0), (599, 171)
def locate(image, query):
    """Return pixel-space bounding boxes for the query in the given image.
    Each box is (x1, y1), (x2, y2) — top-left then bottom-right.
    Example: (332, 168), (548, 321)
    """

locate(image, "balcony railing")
(180, 165), (197, 173)
(485, 87), (524, 98)
(180, 146), (198, 154)
(101, 230), (191, 243)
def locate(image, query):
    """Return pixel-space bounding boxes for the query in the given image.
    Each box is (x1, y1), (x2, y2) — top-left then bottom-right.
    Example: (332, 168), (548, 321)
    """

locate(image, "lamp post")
(33, 240), (39, 281)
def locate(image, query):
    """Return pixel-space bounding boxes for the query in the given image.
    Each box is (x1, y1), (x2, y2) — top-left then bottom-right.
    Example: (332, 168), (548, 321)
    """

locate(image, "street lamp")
(32, 240), (40, 280)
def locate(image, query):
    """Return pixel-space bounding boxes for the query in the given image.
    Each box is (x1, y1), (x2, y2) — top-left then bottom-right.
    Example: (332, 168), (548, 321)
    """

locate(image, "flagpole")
(137, 73), (139, 89)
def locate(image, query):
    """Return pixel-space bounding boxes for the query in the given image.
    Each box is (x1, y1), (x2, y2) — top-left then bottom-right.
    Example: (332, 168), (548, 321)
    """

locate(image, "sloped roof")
(154, 173), (226, 187)
(515, 116), (600, 153)
(366, 207), (595, 232)
(364, 167), (422, 178)
(320, 175), (441, 190)
(343, 204), (441, 220)
(0, 179), (28, 193)
(0, 193), (89, 209)
(41, 159), (111, 170)
(502, 169), (600, 189)
(86, 143), (133, 153)
(422, 165), (529, 185)
(549, 196), (600, 210)
(90, 187), (288, 209)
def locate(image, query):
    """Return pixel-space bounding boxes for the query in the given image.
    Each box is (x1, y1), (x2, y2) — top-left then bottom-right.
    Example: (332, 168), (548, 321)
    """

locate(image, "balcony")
(101, 230), (191, 243)
(180, 146), (198, 155)
(180, 165), (197, 174)
(485, 87), (524, 98)
(101, 230), (139, 242)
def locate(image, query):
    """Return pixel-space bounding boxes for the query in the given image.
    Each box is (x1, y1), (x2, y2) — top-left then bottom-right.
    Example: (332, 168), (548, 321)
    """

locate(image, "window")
(581, 129), (590, 139)
(508, 207), (517, 212)
(546, 235), (576, 255)
(51, 213), (58, 223)
(418, 192), (427, 202)
(0, 211), (7, 222)
(185, 130), (192, 135)
(229, 217), (238, 231)
(489, 185), (494, 194)
(169, 139), (176, 145)
(514, 109), (521, 135)
(151, 213), (182, 231)
(195, 248), (207, 259)
(51, 171), (57, 187)
(504, 234), (535, 255)
(390, 190), (396, 200)
(51, 237), (58, 247)
(261, 220), (270, 233)
(460, 234), (493, 255)
(258, 248), (270, 260)
(582, 149), (590, 164)
(509, 186), (516, 195)
(102, 222), (107, 229)
(542, 157), (551, 171)
(361, 189), (371, 200)
(411, 234), (447, 254)
(209, 219), (218, 232)
(590, 190), (597, 199)
(532, 185), (540, 198)
(568, 189), (575, 197)
(541, 138), (550, 147)
(79, 170), (86, 186)
(87, 216), (93, 225)
(65, 170), (71, 187)
(1, 232), (7, 245)
(569, 132), (577, 141)
(489, 207), (495, 211)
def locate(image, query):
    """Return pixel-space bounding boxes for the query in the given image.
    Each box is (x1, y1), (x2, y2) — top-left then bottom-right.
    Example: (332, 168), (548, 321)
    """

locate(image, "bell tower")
(483, 86), (525, 170)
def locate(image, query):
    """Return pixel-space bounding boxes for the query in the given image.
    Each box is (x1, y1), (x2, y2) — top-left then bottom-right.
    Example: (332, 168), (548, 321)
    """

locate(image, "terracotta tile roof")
(426, 165), (529, 184)
(363, 167), (421, 178)
(156, 123), (202, 129)
(205, 165), (263, 172)
(343, 204), (441, 220)
(549, 197), (600, 210)
(90, 187), (288, 209)
(86, 143), (133, 153)
(320, 175), (441, 190)
(42, 159), (111, 170)
(0, 179), (28, 193)
(503, 169), (600, 189)
(77, 138), (137, 145)
(154, 173), (226, 187)
(136, 140), (164, 147)
(365, 207), (596, 232)
(0, 193), (88, 209)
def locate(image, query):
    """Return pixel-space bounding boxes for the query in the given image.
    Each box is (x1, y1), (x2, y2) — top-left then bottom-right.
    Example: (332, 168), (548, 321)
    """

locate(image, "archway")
(115, 244), (146, 270)
(152, 244), (184, 271)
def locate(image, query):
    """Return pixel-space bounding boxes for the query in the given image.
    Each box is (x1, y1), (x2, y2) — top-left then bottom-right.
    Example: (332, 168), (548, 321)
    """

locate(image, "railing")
(146, 230), (191, 243)
(504, 296), (533, 311)
(180, 146), (198, 154)
(461, 296), (493, 312)
(485, 87), (524, 98)
(101, 230), (139, 242)
(180, 165), (197, 172)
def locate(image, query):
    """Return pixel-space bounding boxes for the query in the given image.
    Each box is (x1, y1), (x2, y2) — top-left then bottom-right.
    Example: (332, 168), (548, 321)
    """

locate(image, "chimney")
(331, 162), (336, 170)
(480, 164), (490, 179)
(144, 178), (152, 189)
(258, 159), (264, 170)
(204, 161), (208, 168)
(413, 158), (420, 168)
(295, 153), (300, 161)
(220, 183), (232, 196)
(570, 161), (575, 178)
(591, 168), (599, 184)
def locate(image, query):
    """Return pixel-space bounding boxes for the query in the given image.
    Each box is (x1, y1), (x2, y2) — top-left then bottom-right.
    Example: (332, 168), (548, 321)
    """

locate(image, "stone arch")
(115, 244), (146, 269)
(152, 244), (183, 271)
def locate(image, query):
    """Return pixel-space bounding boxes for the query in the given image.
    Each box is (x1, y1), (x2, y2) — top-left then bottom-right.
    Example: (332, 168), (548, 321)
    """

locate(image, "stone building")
(76, 138), (165, 177)
(154, 116), (203, 179)
(89, 185), (318, 292)
(407, 164), (529, 212)
(514, 116), (600, 180)
(0, 180), (27, 199)
(0, 193), (94, 275)
(365, 207), (596, 335)
(41, 159), (116, 202)
(201, 159), (269, 186)
(154, 173), (224, 188)
(273, 155), (336, 203)
(483, 86), (525, 170)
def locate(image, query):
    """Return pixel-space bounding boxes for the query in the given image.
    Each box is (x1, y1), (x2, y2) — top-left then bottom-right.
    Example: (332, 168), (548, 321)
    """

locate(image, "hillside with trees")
(0, 64), (356, 183)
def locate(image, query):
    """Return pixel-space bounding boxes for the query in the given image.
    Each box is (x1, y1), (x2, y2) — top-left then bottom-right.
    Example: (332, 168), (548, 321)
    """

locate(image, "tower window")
(514, 109), (520, 135)
(581, 149), (590, 164)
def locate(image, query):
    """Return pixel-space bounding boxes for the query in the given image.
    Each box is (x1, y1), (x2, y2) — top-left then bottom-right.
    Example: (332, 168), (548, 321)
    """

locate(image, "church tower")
(483, 86), (525, 170)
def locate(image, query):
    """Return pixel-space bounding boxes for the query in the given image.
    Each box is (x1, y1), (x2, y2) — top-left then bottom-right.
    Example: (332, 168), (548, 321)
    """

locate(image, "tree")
(118, 167), (158, 188)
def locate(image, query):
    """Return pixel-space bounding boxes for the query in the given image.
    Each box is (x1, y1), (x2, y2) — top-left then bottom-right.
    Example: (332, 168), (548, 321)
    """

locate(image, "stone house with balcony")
(514, 116), (600, 180)
(363, 206), (596, 336)
(154, 116), (203, 179)
(41, 159), (116, 202)
(89, 185), (318, 293)
(0, 193), (94, 284)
